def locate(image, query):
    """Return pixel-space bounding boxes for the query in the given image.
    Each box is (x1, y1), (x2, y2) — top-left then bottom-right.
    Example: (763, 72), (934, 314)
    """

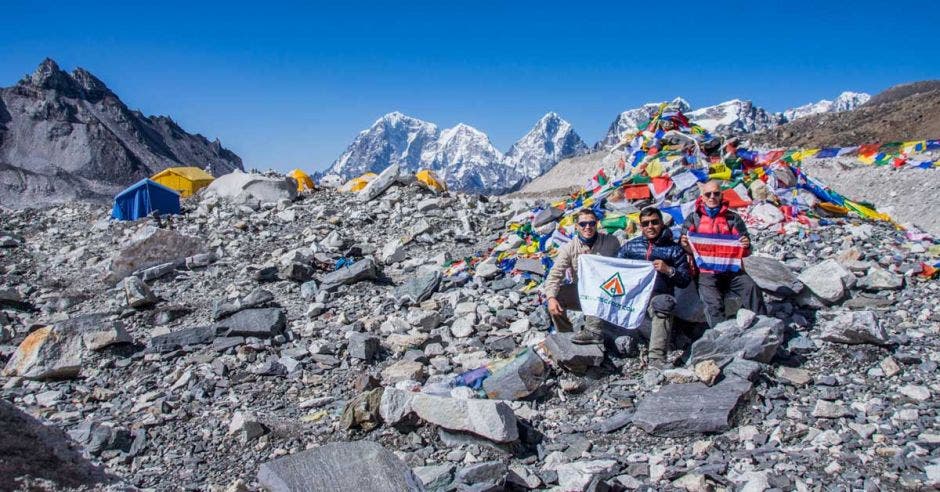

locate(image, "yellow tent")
(151, 167), (215, 197)
(341, 172), (377, 192)
(288, 169), (315, 192)
(415, 169), (446, 193)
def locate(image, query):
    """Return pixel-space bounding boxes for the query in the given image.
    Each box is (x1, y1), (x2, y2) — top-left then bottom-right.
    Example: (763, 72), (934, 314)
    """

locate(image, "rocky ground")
(1, 178), (939, 491)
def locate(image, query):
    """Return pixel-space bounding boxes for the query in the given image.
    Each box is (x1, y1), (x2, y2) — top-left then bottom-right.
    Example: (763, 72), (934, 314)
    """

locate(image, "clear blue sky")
(3, 0), (938, 172)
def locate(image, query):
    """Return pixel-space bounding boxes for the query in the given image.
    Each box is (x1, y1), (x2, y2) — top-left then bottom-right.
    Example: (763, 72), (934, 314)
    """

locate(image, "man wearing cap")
(543, 209), (621, 345)
(617, 206), (692, 367)
(680, 180), (765, 327)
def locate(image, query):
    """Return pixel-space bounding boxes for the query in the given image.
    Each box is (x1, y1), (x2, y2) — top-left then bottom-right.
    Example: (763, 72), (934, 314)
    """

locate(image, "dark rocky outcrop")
(0, 58), (243, 208)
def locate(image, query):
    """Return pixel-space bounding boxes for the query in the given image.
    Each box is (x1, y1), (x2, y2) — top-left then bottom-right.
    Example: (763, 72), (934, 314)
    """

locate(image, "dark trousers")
(547, 284), (604, 334)
(697, 271), (765, 328)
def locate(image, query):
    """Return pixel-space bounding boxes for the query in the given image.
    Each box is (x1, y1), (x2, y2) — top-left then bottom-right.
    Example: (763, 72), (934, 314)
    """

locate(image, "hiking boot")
(571, 328), (603, 345)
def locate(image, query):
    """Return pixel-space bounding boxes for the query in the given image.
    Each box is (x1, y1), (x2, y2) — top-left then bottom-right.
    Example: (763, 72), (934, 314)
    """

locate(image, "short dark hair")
(639, 206), (663, 221)
(577, 209), (599, 221)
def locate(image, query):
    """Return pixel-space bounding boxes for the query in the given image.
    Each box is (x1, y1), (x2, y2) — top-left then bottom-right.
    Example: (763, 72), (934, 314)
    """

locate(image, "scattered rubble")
(1, 149), (938, 490)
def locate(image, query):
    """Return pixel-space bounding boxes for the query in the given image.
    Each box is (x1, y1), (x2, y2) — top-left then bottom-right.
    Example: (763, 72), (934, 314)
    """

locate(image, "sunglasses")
(702, 191), (722, 198)
(640, 219), (661, 227)
(577, 220), (597, 227)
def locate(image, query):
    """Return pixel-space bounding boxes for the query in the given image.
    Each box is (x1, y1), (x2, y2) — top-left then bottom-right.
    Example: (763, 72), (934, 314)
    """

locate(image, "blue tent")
(111, 179), (181, 221)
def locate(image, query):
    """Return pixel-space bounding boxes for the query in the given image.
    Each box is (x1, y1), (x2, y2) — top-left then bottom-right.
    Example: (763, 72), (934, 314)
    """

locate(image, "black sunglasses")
(640, 219), (661, 227)
(702, 191), (722, 198)
(577, 220), (597, 227)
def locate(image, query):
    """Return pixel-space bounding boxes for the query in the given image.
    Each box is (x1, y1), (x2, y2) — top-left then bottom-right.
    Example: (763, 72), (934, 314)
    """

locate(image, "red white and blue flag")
(687, 232), (746, 273)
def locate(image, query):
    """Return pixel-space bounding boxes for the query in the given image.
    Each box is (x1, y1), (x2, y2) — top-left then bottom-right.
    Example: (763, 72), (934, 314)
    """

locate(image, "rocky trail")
(1, 177), (939, 491)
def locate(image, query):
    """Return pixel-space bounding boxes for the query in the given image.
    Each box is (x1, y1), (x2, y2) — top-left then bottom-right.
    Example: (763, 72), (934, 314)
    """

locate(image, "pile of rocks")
(0, 178), (938, 490)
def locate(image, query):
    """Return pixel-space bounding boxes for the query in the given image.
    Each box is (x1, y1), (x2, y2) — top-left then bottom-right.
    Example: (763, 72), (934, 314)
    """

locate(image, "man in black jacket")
(617, 206), (692, 367)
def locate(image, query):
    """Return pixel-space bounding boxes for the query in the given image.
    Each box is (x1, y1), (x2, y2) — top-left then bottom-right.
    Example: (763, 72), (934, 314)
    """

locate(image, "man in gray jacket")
(542, 209), (621, 344)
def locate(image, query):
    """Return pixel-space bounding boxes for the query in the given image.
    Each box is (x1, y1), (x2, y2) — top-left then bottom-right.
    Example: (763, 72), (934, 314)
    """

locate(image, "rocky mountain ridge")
(594, 92), (870, 151)
(327, 111), (588, 194)
(0, 59), (243, 208)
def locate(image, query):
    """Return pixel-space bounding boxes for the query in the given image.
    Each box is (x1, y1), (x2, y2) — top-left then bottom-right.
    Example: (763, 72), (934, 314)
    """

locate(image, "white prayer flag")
(577, 255), (657, 330)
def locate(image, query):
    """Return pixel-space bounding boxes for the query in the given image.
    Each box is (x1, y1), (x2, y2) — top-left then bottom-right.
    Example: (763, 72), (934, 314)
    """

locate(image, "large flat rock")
(105, 227), (205, 284)
(380, 388), (519, 443)
(257, 440), (421, 492)
(742, 256), (804, 297)
(688, 315), (784, 365)
(633, 376), (753, 437)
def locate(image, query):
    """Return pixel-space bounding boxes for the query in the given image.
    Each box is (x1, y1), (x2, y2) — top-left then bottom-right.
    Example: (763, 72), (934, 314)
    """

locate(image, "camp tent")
(341, 172), (378, 193)
(151, 167), (215, 197)
(415, 169), (447, 193)
(288, 169), (315, 192)
(112, 179), (181, 221)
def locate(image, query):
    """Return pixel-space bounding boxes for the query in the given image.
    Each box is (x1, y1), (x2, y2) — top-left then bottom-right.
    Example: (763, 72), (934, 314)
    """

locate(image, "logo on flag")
(600, 272), (625, 297)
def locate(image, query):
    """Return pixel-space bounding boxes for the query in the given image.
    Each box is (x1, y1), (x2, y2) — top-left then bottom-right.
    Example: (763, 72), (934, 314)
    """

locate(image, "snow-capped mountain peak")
(329, 112), (440, 178)
(783, 91), (871, 121)
(506, 112), (588, 179)
(594, 97), (691, 150)
(328, 111), (587, 193)
(832, 91), (871, 112)
(687, 99), (784, 135)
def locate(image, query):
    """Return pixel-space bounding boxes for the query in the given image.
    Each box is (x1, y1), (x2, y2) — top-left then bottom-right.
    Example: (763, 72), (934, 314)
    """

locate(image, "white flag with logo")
(577, 254), (657, 330)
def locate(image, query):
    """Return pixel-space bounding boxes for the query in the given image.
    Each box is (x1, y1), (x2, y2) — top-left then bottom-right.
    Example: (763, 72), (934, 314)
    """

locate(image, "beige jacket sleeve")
(542, 240), (575, 299)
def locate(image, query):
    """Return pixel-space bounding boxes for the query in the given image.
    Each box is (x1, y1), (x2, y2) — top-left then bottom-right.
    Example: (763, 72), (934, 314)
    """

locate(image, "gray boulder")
(482, 348), (546, 400)
(798, 259), (854, 304)
(393, 271), (441, 307)
(124, 276), (157, 309)
(2, 324), (83, 380)
(358, 163), (400, 202)
(742, 256), (804, 296)
(633, 376), (753, 436)
(148, 326), (218, 353)
(688, 315), (785, 365)
(105, 227), (206, 284)
(858, 267), (904, 291)
(257, 440), (421, 492)
(380, 388), (519, 443)
(320, 258), (378, 291)
(819, 310), (890, 345)
(215, 308), (285, 338)
(543, 334), (604, 370)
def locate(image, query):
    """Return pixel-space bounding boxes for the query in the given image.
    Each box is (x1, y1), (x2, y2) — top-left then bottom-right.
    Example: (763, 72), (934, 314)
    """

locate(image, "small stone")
(880, 356), (901, 377)
(812, 400), (851, 419)
(228, 411), (267, 442)
(555, 460), (618, 492)
(381, 360), (426, 384)
(693, 360), (721, 386)
(899, 384), (931, 401)
(347, 332), (379, 362)
(450, 316), (476, 338)
(124, 276), (157, 308)
(776, 366), (812, 386)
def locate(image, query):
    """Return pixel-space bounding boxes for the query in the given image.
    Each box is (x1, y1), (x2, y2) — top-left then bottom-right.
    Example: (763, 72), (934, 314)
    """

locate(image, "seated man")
(542, 209), (621, 345)
(617, 207), (692, 367)
(680, 180), (766, 327)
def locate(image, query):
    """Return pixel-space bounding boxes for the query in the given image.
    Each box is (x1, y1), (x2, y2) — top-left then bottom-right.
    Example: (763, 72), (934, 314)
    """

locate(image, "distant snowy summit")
(326, 111), (588, 193)
(782, 91), (871, 121)
(330, 90), (871, 193)
(594, 91), (871, 150)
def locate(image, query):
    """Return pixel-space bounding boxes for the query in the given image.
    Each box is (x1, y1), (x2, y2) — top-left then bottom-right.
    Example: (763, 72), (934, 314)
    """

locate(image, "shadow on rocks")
(0, 400), (118, 490)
